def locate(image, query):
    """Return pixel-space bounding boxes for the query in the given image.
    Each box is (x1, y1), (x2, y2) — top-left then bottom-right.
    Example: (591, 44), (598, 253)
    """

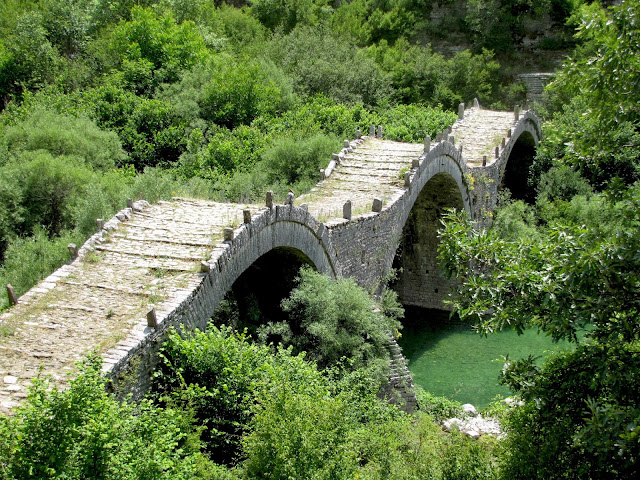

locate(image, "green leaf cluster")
(0, 354), (214, 479)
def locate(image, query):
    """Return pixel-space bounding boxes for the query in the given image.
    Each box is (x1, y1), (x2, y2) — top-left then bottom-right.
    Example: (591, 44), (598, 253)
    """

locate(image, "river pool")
(398, 307), (575, 409)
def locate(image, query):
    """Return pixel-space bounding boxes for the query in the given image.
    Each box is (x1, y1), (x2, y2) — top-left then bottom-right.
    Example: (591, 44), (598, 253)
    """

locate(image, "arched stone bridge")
(0, 104), (541, 412)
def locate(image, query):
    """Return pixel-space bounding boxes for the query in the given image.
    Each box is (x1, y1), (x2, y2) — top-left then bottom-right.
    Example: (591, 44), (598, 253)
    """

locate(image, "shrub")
(258, 267), (402, 371)
(415, 387), (464, 420)
(4, 151), (92, 236)
(153, 325), (325, 465)
(373, 103), (458, 143)
(2, 108), (126, 170)
(269, 26), (393, 106)
(262, 133), (338, 185)
(0, 355), (213, 479)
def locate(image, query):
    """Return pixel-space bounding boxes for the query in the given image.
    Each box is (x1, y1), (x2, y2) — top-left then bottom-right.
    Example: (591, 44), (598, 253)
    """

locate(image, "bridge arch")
(499, 113), (542, 202)
(195, 206), (338, 331)
(391, 143), (472, 310)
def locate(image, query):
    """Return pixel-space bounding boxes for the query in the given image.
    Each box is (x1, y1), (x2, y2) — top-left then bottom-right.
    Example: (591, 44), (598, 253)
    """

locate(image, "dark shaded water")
(398, 307), (574, 409)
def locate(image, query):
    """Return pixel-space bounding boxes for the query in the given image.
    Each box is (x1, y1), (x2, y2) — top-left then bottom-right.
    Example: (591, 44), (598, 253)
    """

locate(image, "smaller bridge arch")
(195, 205), (338, 332)
(499, 113), (541, 202)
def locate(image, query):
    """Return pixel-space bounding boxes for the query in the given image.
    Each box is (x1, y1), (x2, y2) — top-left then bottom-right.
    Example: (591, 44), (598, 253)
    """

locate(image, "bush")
(365, 40), (500, 109)
(262, 132), (338, 186)
(2, 108), (126, 170)
(3, 151), (92, 237)
(269, 26), (392, 106)
(415, 387), (464, 420)
(491, 195), (539, 242)
(84, 78), (187, 169)
(258, 267), (402, 371)
(153, 324), (326, 465)
(373, 103), (458, 143)
(0, 355), (213, 479)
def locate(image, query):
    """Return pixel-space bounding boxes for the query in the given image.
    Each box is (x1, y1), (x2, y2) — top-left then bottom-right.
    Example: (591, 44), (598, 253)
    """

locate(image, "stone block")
(458, 102), (465, 119)
(6, 284), (17, 306)
(404, 171), (411, 187)
(377, 125), (383, 138)
(285, 191), (294, 206)
(96, 218), (104, 232)
(147, 308), (158, 329)
(67, 243), (78, 260)
(372, 198), (383, 212)
(424, 135), (431, 153)
(369, 124), (375, 137)
(343, 200), (352, 220)
(265, 190), (274, 209)
(223, 227), (234, 241)
(243, 209), (252, 224)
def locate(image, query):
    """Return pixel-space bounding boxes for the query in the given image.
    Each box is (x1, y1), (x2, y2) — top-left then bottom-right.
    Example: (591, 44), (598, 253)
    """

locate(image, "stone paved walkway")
(452, 108), (516, 165)
(0, 106), (522, 413)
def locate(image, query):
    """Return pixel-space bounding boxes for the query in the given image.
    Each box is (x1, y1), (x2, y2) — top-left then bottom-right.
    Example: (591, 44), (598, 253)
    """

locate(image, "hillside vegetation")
(0, 0), (587, 308)
(1, 1), (639, 479)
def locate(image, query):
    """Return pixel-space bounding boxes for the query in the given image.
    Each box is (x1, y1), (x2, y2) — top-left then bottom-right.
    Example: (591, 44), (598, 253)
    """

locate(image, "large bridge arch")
(391, 145), (472, 310)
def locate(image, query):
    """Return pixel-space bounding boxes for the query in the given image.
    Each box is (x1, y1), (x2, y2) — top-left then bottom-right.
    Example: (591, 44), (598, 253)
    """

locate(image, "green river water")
(398, 307), (575, 409)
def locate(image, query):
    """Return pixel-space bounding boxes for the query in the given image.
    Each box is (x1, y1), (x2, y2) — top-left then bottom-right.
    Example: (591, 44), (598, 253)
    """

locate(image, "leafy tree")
(0, 11), (61, 106)
(39, 0), (95, 58)
(99, 6), (207, 94)
(84, 79), (187, 168)
(250, 0), (329, 33)
(268, 26), (392, 106)
(437, 183), (640, 478)
(258, 267), (402, 371)
(465, 0), (551, 53)
(538, 1), (640, 187)
(365, 40), (499, 109)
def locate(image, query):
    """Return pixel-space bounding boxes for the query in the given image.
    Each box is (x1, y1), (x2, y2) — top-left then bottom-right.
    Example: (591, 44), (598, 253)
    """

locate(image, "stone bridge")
(0, 103), (541, 412)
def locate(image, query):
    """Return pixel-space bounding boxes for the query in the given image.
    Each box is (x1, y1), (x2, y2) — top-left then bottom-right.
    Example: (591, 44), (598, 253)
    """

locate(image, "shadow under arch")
(501, 130), (538, 202)
(392, 171), (465, 311)
(216, 246), (317, 332)
(201, 208), (338, 333)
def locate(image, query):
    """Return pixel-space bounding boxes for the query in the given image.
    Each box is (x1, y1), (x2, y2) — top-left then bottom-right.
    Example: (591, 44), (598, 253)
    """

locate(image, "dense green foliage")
(0, 355), (215, 479)
(536, 0), (640, 187)
(150, 306), (498, 479)
(436, 4), (640, 478)
(0, 0), (585, 307)
(258, 267), (402, 370)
